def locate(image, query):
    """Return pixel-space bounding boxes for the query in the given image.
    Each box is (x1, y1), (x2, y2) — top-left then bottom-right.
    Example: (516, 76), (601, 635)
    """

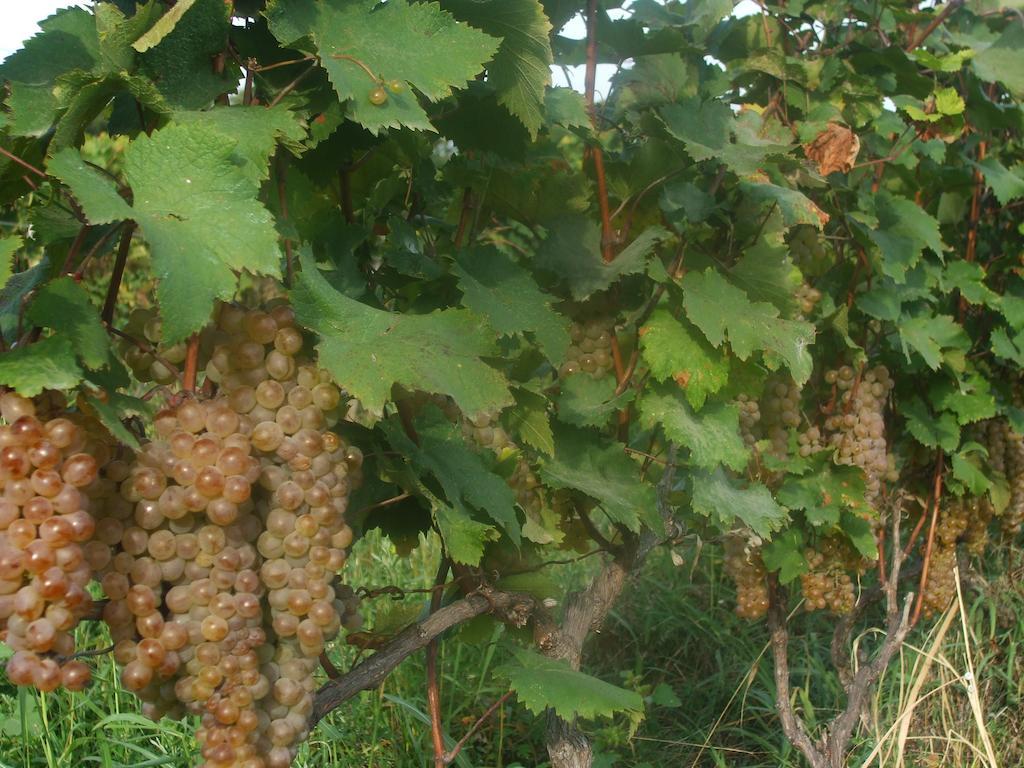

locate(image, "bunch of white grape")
(823, 365), (894, 504)
(724, 536), (769, 620)
(0, 393), (104, 692)
(560, 320), (615, 379)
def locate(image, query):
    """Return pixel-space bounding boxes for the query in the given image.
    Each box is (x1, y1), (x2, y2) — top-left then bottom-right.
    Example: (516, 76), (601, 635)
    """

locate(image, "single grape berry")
(387, 79), (404, 94)
(368, 86), (388, 106)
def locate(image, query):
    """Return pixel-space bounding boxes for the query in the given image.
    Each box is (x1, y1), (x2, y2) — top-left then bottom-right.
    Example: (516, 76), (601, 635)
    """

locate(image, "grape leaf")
(138, 0), (233, 109)
(556, 375), (634, 429)
(497, 647), (644, 723)
(441, 0), (553, 137)
(903, 397), (960, 452)
(0, 236), (20, 293)
(777, 460), (870, 527)
(267, 0), (499, 133)
(172, 106), (307, 183)
(132, 0), (197, 52)
(0, 336), (84, 396)
(658, 98), (731, 162)
(545, 87), (590, 129)
(991, 326), (1024, 366)
(971, 157), (1024, 207)
(761, 528), (807, 584)
(868, 192), (944, 282)
(691, 469), (788, 539)
(539, 424), (659, 533)
(434, 504), (499, 565)
(682, 269), (815, 385)
(940, 261), (999, 308)
(638, 385), (748, 471)
(929, 373), (996, 425)
(972, 24), (1024, 100)
(840, 512), (877, 560)
(505, 388), (554, 455)
(952, 448), (991, 496)
(741, 177), (829, 229)
(640, 308), (729, 410)
(386, 409), (521, 547)
(50, 122), (282, 344)
(83, 392), (154, 451)
(26, 277), (109, 370)
(453, 247), (570, 364)
(898, 312), (971, 370)
(534, 218), (668, 300)
(292, 253), (512, 415)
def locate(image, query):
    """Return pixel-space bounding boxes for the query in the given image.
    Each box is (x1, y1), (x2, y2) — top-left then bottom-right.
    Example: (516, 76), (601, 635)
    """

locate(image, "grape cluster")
(760, 376), (802, 459)
(824, 365), (894, 504)
(724, 536), (769, 620)
(89, 302), (364, 768)
(795, 283), (822, 317)
(789, 226), (830, 276)
(0, 393), (101, 692)
(799, 538), (861, 614)
(560, 320), (615, 379)
(118, 308), (194, 386)
(796, 426), (825, 458)
(736, 394), (760, 448)
(920, 499), (971, 617)
(1000, 419), (1024, 535)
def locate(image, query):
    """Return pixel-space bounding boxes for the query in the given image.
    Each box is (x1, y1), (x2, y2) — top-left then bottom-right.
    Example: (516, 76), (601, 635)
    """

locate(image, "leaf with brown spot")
(803, 123), (860, 176)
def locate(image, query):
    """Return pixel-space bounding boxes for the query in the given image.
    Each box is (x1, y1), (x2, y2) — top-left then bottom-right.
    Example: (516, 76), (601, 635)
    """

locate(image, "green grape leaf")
(0, 236), (20, 293)
(453, 247), (570, 364)
(690, 468), (788, 539)
(0, 336), (84, 396)
(0, 257), (55, 342)
(682, 269), (815, 385)
(96, 1), (164, 69)
(940, 260), (999, 307)
(868, 192), (944, 282)
(441, 0), (553, 137)
(132, 0), (198, 52)
(172, 106), (307, 183)
(505, 388), (554, 455)
(534, 218), (667, 300)
(971, 157), (1024, 207)
(545, 87), (590, 129)
(658, 98), (732, 163)
(539, 424), (659, 533)
(639, 308), (729, 410)
(638, 385), (748, 471)
(929, 374), (996, 426)
(83, 392), (155, 451)
(0, 7), (102, 137)
(556, 375), (634, 429)
(952, 449), (991, 496)
(25, 277), (109, 369)
(740, 177), (829, 229)
(496, 647), (644, 723)
(903, 397), (960, 452)
(267, 0), (499, 133)
(386, 409), (521, 547)
(840, 512), (877, 560)
(292, 254), (512, 415)
(991, 326), (1024, 366)
(139, 0), (233, 109)
(50, 123), (282, 344)
(435, 504), (500, 565)
(777, 460), (870, 528)
(761, 528), (807, 584)
(898, 312), (971, 370)
(972, 24), (1024, 100)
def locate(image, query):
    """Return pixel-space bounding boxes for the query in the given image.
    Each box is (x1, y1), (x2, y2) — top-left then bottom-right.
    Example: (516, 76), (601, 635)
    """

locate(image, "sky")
(0, 1), (761, 100)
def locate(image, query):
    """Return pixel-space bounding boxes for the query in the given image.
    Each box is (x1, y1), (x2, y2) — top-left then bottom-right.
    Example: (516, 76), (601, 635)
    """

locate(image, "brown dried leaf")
(803, 123), (860, 175)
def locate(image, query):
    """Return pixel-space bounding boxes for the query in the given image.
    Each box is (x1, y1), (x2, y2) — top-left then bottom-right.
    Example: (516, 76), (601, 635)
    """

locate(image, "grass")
(0, 532), (1021, 767)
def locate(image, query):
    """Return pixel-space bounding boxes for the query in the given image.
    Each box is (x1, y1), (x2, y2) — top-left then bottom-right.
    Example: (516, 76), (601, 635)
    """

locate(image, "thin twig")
(442, 691), (514, 765)
(101, 223), (137, 325)
(268, 61), (317, 109)
(182, 335), (200, 393)
(426, 557), (451, 768)
(905, 0), (964, 52)
(59, 225), (92, 275)
(0, 146), (46, 178)
(912, 451), (945, 626)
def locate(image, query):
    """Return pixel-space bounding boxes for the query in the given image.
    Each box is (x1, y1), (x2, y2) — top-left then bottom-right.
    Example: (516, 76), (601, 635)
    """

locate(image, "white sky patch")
(0, 0), (91, 61)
